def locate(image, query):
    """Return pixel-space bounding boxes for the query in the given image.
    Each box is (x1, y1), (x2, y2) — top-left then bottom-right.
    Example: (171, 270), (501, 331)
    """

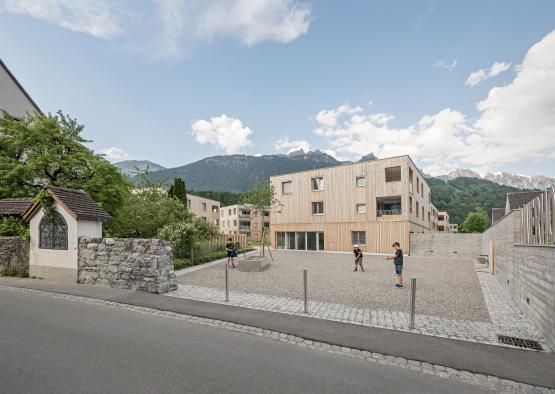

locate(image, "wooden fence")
(520, 187), (555, 245)
(206, 233), (248, 249)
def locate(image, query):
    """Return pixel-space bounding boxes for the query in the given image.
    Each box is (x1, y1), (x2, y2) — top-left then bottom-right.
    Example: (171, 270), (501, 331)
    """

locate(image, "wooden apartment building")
(269, 155), (434, 253)
(186, 194), (220, 226)
(219, 204), (270, 241)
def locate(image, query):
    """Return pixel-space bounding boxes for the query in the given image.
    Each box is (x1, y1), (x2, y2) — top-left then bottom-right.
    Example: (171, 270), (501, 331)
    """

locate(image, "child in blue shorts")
(385, 242), (403, 288)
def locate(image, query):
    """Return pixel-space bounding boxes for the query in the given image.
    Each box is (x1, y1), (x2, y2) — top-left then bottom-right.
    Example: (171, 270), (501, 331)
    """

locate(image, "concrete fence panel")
(409, 233), (481, 258)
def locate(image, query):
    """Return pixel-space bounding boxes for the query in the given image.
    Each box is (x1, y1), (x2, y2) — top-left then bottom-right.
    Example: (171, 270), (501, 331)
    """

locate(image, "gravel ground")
(177, 250), (491, 322)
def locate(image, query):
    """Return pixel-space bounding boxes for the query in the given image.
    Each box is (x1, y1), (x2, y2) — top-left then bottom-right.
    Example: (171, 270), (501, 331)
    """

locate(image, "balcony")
(377, 197), (402, 219)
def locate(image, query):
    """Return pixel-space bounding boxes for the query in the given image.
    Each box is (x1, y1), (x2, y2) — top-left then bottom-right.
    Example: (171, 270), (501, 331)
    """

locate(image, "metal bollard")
(303, 269), (308, 313)
(225, 263), (229, 303)
(409, 277), (416, 329)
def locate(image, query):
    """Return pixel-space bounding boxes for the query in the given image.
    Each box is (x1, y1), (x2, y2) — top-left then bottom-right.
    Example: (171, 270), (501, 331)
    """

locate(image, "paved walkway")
(167, 261), (551, 351)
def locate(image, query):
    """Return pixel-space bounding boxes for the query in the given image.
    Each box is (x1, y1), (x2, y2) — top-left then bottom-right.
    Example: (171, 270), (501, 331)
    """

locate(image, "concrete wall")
(0, 236), (29, 276)
(409, 233), (481, 258)
(511, 245), (555, 348)
(481, 210), (520, 278)
(78, 238), (177, 294)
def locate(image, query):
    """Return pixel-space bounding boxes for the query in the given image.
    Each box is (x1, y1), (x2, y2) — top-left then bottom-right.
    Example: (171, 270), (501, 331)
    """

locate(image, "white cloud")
(0, 0), (124, 38)
(197, 0), (311, 46)
(434, 59), (458, 70)
(0, 0), (311, 59)
(101, 147), (129, 160)
(191, 114), (253, 154)
(465, 61), (511, 87)
(274, 136), (311, 153)
(312, 30), (555, 175)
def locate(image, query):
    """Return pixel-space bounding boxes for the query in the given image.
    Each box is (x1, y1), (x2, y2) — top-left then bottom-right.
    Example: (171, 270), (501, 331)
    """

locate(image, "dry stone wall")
(0, 236), (29, 276)
(78, 238), (177, 294)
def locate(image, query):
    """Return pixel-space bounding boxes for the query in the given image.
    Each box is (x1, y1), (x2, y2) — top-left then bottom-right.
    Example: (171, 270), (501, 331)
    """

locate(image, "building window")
(233, 220), (237, 226)
(438, 225), (445, 232)
(428, 212), (430, 222)
(201, 217), (207, 222)
(438, 215), (444, 221)
(356, 177), (366, 187)
(202, 202), (207, 211)
(187, 199), (191, 207)
(282, 181), (292, 194)
(409, 196), (413, 213)
(312, 202), (324, 215)
(39, 212), (68, 250)
(385, 166), (401, 182)
(312, 177), (324, 191)
(352, 231), (366, 245)
(377, 197), (401, 217)
(356, 204), (366, 214)
(221, 210), (224, 217)
(416, 178), (420, 194)
(422, 207), (424, 219)
(212, 205), (218, 213)
(228, 209), (231, 215)
(233, 208), (236, 215)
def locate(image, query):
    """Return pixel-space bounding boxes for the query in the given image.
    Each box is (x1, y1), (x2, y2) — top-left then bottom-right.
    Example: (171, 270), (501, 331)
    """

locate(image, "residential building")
(0, 57), (42, 119)
(270, 155), (434, 253)
(186, 193), (220, 226)
(449, 223), (459, 233)
(219, 204), (270, 241)
(437, 211), (450, 232)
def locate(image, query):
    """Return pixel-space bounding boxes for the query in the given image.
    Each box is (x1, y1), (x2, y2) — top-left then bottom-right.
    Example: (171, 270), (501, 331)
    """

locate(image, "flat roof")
(269, 154), (430, 186)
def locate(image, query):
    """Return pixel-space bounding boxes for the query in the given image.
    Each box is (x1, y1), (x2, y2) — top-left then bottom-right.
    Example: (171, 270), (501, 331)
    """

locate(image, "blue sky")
(1, 0), (554, 176)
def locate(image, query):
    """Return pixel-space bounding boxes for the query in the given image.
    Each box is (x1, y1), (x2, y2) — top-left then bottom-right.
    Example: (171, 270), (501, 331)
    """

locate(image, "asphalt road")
(0, 289), (492, 394)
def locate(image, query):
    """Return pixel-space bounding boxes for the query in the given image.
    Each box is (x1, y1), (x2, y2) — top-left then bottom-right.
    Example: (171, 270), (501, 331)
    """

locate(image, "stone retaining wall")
(78, 238), (177, 294)
(0, 236), (29, 276)
(409, 233), (482, 258)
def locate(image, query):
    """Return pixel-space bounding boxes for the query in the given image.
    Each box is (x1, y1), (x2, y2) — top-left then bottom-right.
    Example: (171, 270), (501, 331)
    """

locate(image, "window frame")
(39, 211), (68, 250)
(351, 231), (366, 246)
(312, 201), (324, 215)
(355, 176), (366, 187)
(282, 181), (292, 195)
(356, 203), (366, 214)
(311, 177), (324, 191)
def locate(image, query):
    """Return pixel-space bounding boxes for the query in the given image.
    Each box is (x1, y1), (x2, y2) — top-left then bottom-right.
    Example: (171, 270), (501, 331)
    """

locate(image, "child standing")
(353, 245), (364, 272)
(385, 242), (403, 288)
(226, 238), (237, 268)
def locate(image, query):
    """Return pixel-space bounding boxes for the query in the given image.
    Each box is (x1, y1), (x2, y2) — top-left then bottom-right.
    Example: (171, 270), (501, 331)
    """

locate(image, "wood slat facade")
(270, 155), (435, 253)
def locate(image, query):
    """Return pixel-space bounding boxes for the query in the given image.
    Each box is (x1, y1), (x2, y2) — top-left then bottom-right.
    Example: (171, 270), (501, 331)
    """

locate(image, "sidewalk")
(1, 277), (554, 389)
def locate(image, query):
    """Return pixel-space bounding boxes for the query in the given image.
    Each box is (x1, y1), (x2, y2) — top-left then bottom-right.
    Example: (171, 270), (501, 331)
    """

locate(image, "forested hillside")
(427, 177), (529, 225)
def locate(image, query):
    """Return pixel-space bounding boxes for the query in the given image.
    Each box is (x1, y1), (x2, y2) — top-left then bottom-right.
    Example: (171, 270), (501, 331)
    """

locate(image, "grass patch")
(0, 267), (19, 277)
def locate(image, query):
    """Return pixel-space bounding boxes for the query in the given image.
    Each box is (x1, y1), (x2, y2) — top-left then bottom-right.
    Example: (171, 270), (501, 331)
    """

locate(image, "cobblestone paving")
(167, 262), (551, 351)
(1, 285), (552, 394)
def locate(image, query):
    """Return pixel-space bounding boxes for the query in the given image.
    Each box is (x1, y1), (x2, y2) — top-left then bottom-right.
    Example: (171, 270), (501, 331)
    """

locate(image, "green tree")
(242, 180), (281, 256)
(459, 208), (490, 233)
(168, 178), (187, 208)
(0, 111), (130, 216)
(158, 217), (219, 259)
(108, 188), (189, 238)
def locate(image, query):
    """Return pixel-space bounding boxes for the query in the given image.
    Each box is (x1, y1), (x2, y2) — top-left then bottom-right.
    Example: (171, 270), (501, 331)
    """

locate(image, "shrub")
(158, 217), (219, 259)
(0, 217), (29, 239)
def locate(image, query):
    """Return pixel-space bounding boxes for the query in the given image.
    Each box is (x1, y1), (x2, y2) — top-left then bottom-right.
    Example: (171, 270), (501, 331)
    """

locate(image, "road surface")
(0, 289), (491, 393)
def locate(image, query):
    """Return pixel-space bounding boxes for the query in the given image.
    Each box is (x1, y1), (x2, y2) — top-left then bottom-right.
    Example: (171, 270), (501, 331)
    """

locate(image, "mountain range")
(437, 169), (555, 190)
(113, 160), (166, 177)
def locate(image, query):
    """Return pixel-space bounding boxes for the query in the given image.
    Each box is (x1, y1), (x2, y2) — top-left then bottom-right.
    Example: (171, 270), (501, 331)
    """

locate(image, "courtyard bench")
(239, 256), (270, 272)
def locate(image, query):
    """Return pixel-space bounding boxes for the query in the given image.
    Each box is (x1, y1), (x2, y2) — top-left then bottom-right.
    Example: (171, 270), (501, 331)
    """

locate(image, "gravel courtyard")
(177, 250), (491, 322)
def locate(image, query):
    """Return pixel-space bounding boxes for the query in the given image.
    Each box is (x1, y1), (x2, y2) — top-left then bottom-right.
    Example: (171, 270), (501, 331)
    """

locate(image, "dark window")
(39, 212), (68, 250)
(385, 166), (402, 182)
(312, 202), (324, 214)
(438, 215), (445, 221)
(352, 231), (366, 245)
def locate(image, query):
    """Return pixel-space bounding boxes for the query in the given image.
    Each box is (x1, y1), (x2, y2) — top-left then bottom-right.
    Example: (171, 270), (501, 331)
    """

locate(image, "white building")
(23, 186), (112, 283)
(0, 57), (42, 119)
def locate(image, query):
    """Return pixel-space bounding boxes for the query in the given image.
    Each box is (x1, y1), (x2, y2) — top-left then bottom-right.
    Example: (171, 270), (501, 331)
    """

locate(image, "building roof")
(506, 191), (543, 211)
(0, 57), (42, 115)
(23, 186), (112, 222)
(491, 208), (505, 223)
(0, 198), (33, 216)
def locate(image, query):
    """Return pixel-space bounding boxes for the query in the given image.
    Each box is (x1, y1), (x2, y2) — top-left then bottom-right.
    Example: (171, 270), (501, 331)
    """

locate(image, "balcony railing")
(239, 226), (251, 230)
(377, 209), (401, 217)
(239, 213), (251, 218)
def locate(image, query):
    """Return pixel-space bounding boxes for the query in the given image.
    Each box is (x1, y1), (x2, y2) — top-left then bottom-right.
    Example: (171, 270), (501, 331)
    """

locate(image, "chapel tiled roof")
(506, 191), (543, 211)
(491, 208), (505, 224)
(0, 198), (33, 216)
(23, 186), (112, 222)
